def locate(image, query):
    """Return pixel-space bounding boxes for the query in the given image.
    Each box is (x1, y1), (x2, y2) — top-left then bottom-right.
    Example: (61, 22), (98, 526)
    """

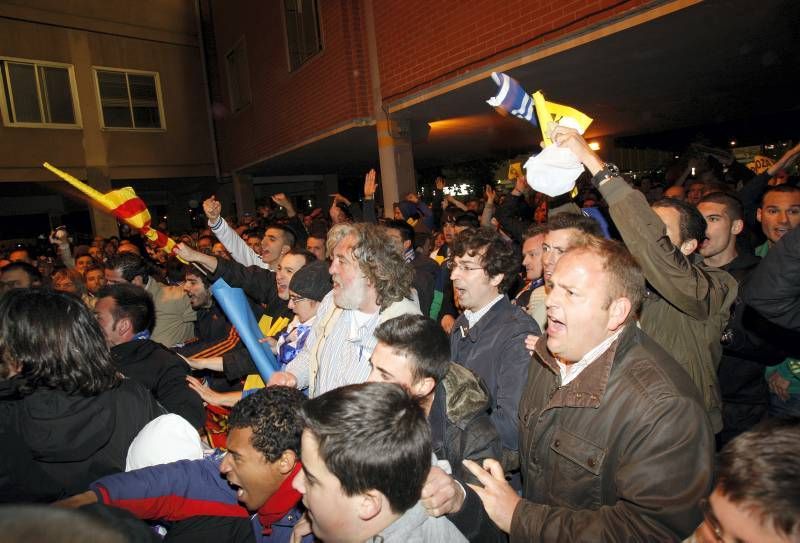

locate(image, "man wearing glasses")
(448, 227), (540, 460)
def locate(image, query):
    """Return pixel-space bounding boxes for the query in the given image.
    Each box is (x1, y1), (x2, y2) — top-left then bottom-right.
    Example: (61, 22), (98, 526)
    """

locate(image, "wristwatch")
(591, 163), (620, 189)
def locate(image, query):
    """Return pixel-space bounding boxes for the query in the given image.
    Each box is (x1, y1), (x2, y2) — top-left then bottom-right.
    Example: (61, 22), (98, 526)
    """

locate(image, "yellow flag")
(532, 91), (593, 147)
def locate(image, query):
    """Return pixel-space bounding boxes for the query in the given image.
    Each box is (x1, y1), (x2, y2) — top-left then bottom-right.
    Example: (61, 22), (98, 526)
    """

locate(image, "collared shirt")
(285, 292), (381, 396)
(402, 247), (415, 263)
(556, 327), (625, 387)
(464, 294), (504, 329)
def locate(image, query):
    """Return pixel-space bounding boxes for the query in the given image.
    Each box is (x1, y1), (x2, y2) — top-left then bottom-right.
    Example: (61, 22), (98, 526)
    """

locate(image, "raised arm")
(205, 196), (265, 268)
(551, 125), (717, 320)
(362, 169), (379, 224)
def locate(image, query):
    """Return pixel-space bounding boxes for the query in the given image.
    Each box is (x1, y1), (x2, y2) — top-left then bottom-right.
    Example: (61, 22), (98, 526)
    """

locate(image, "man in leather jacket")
(466, 237), (714, 542)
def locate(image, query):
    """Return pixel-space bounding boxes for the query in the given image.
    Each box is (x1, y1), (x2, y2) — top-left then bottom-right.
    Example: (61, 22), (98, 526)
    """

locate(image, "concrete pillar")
(364, 0), (417, 219)
(232, 172), (255, 222)
(376, 119), (417, 218)
(85, 167), (119, 238)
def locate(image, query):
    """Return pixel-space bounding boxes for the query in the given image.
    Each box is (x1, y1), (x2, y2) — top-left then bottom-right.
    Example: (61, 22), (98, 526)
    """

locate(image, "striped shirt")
(284, 291), (381, 396)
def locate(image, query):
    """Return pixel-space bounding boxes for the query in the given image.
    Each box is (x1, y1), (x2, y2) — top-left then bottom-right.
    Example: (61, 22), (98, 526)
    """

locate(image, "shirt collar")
(534, 326), (626, 409)
(555, 327), (624, 387)
(464, 294), (504, 328)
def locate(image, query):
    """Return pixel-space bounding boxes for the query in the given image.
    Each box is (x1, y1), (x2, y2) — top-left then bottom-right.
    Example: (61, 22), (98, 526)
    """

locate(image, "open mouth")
(547, 314), (566, 334)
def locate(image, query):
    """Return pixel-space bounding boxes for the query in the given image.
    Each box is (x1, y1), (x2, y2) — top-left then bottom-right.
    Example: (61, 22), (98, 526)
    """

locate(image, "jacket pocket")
(547, 426), (605, 509)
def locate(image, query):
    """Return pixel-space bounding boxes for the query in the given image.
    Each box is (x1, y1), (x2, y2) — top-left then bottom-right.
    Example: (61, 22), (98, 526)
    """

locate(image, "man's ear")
(115, 316), (134, 337)
(277, 450), (297, 475)
(488, 273), (504, 289)
(131, 275), (145, 287)
(607, 297), (631, 331)
(280, 245), (291, 257)
(679, 238), (698, 256)
(756, 208), (763, 224)
(357, 490), (384, 522)
(411, 376), (436, 399)
(731, 219), (744, 236)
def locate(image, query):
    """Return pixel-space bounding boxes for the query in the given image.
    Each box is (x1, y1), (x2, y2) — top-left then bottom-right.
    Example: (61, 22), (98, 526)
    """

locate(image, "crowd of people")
(0, 129), (799, 542)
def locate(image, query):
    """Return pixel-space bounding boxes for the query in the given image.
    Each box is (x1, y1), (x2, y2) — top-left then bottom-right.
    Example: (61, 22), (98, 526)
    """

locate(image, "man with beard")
(268, 223), (420, 396)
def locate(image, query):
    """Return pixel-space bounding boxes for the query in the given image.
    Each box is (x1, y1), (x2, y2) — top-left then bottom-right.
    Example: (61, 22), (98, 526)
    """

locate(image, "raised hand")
(203, 196), (222, 223)
(272, 193), (296, 216)
(484, 185), (496, 205)
(364, 169), (378, 199)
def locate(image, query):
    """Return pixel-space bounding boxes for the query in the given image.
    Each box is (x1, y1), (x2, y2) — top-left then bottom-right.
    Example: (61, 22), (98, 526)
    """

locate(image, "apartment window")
(225, 38), (251, 113)
(0, 58), (80, 127)
(94, 68), (164, 129)
(284, 0), (322, 71)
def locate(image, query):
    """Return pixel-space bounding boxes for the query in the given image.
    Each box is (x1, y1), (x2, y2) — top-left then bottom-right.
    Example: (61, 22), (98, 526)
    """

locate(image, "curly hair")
(326, 223), (413, 309)
(0, 289), (121, 396)
(228, 386), (306, 462)
(451, 227), (520, 293)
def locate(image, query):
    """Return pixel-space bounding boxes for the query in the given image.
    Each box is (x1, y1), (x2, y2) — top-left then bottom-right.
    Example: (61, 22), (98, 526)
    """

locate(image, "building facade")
(0, 0), (215, 239)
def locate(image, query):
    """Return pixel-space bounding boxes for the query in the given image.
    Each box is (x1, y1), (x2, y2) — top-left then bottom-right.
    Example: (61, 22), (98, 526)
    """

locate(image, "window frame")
(224, 36), (252, 114)
(282, 0), (324, 72)
(0, 56), (82, 129)
(92, 66), (167, 131)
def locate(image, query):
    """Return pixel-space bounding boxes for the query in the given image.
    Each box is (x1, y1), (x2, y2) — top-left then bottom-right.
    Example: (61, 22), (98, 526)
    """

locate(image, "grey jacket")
(365, 502), (467, 543)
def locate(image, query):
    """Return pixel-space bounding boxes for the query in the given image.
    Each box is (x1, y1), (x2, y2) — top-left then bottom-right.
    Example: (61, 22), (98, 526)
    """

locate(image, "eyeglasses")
(445, 259), (484, 273)
(288, 294), (307, 304)
(698, 498), (725, 543)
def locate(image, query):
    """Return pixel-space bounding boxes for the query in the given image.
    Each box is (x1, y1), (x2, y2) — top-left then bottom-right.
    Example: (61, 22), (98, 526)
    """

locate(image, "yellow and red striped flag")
(43, 162), (178, 255)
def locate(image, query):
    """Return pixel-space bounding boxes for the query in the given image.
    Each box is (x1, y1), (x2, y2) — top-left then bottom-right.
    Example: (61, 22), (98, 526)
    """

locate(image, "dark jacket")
(512, 325), (715, 542)
(717, 252), (788, 446)
(0, 378), (163, 498)
(112, 339), (205, 429)
(411, 252), (439, 317)
(211, 258), (291, 320)
(210, 258), (294, 382)
(429, 362), (505, 543)
(599, 175), (737, 433)
(176, 302), (240, 358)
(742, 225), (800, 333)
(450, 296), (540, 452)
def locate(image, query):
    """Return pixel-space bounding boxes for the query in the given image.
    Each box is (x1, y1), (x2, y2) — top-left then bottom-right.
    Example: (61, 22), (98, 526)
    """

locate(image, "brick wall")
(373, 0), (653, 103)
(211, 0), (656, 173)
(211, 0), (371, 174)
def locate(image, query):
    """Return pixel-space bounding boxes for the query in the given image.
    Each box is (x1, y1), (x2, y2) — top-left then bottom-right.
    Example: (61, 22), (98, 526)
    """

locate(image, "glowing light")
(729, 140), (737, 146)
(588, 141), (601, 151)
(442, 184), (471, 196)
